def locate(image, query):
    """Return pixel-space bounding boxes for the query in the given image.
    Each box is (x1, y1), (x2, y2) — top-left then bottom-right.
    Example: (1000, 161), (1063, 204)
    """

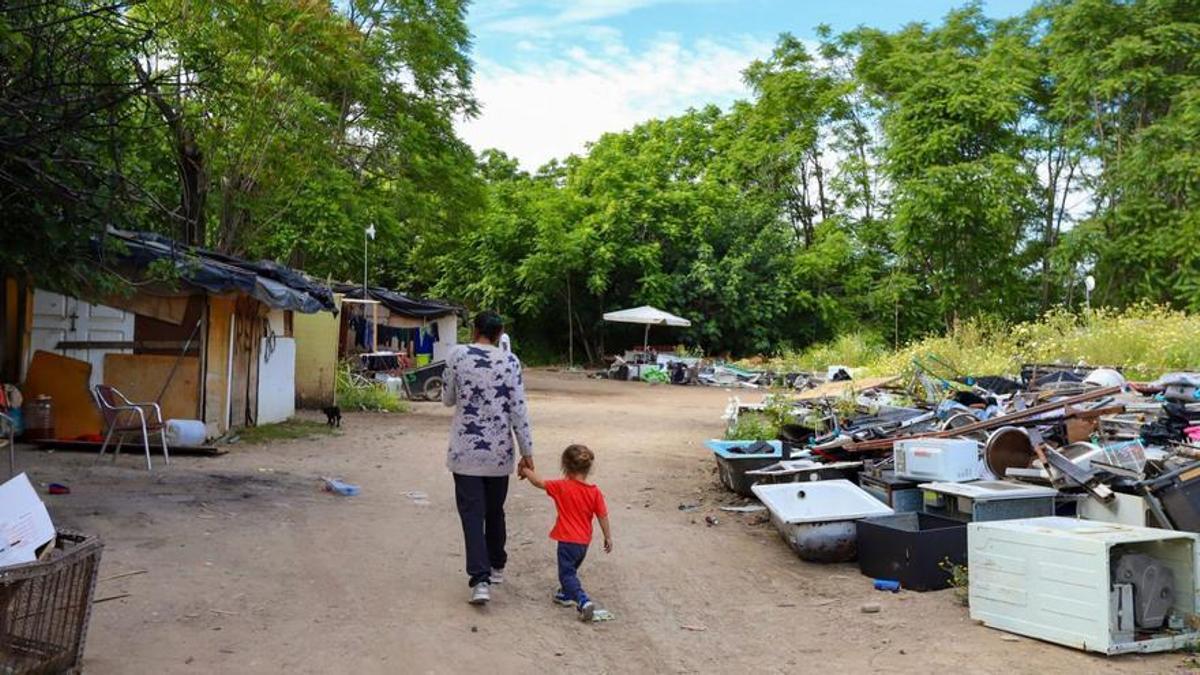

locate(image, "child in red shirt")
(519, 444), (612, 621)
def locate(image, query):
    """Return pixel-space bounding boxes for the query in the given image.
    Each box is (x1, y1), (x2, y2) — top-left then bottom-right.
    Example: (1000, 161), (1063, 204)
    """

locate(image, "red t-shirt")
(544, 478), (608, 545)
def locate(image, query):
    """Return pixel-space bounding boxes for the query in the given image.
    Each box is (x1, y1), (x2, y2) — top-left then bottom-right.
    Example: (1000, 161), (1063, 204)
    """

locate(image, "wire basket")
(0, 531), (104, 675)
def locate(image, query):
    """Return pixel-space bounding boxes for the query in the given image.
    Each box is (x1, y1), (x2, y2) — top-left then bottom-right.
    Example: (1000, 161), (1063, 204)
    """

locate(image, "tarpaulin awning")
(336, 284), (459, 319)
(99, 229), (336, 314)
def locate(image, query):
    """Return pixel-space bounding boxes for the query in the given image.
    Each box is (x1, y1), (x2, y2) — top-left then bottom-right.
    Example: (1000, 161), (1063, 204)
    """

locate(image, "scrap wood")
(843, 385), (1123, 453)
(100, 569), (148, 583)
(795, 376), (900, 401)
(93, 593), (131, 604)
(680, 624), (707, 632)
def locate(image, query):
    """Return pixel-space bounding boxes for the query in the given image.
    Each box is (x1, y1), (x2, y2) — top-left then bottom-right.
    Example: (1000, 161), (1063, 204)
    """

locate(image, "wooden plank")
(795, 375), (901, 401)
(103, 353), (200, 421)
(31, 438), (225, 456)
(56, 340), (199, 351)
(21, 350), (102, 438)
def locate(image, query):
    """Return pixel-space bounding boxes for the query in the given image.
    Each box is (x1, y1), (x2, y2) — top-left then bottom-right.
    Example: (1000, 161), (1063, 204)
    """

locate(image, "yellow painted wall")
(293, 295), (340, 408)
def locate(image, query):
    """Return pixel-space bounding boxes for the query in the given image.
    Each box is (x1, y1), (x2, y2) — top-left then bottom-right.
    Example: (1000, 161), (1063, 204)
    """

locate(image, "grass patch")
(336, 364), (410, 412)
(238, 419), (335, 445)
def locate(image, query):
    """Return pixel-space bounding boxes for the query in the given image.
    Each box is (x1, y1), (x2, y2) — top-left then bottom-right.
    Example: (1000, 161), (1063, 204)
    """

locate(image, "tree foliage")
(4, 0), (1199, 360)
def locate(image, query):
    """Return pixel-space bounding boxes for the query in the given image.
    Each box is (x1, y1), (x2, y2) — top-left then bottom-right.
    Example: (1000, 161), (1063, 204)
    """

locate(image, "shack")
(1, 229), (336, 440)
(335, 284), (460, 364)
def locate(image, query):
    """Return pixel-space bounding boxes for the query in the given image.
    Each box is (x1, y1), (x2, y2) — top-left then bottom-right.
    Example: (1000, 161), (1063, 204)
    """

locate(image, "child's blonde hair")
(561, 444), (594, 477)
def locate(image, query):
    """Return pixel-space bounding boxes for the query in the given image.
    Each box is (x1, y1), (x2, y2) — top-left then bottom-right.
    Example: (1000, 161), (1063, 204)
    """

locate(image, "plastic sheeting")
(100, 229), (334, 314)
(336, 284), (459, 319)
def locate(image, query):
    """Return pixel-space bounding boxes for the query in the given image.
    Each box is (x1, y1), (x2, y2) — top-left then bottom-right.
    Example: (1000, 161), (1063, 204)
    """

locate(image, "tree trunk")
(133, 58), (207, 245)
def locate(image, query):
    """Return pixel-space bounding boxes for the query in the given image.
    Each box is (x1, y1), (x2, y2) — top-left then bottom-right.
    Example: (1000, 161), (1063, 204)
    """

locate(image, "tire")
(422, 376), (444, 401)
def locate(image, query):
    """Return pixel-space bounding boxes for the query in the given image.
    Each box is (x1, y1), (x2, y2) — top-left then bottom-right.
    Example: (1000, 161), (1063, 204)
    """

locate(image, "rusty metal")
(843, 385), (1123, 454)
(984, 427), (1036, 479)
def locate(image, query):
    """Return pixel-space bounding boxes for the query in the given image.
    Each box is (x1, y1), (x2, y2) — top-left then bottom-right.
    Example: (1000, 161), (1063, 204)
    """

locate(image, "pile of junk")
(707, 359), (1200, 656)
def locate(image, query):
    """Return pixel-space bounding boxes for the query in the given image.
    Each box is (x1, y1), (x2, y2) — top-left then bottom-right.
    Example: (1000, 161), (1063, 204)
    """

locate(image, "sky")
(457, 0), (1038, 169)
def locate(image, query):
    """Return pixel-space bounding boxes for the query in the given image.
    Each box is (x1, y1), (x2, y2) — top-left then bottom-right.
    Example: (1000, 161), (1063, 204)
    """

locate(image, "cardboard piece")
(0, 473), (55, 567)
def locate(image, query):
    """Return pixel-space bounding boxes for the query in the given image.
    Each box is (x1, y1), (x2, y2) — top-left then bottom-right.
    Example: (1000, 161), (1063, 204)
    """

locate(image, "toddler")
(520, 444), (612, 621)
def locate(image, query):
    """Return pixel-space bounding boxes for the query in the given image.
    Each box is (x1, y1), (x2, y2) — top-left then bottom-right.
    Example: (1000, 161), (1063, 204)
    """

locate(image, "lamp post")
(1084, 274), (1095, 312)
(363, 223), (376, 296)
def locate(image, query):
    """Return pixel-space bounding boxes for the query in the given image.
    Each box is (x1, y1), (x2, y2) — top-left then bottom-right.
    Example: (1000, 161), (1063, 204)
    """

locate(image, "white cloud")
(458, 34), (772, 169)
(479, 0), (692, 35)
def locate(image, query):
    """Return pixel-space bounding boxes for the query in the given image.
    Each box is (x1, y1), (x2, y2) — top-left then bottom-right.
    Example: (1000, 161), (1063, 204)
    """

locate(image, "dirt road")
(11, 372), (1181, 673)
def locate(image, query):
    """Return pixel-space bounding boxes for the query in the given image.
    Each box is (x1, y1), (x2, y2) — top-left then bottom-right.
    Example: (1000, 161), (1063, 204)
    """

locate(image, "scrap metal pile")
(707, 360), (1200, 655)
(726, 363), (1200, 520)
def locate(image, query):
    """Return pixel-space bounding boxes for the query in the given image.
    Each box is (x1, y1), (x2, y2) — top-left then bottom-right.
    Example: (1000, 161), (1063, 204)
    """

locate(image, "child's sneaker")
(490, 568), (505, 585)
(578, 600), (596, 622)
(552, 590), (575, 607)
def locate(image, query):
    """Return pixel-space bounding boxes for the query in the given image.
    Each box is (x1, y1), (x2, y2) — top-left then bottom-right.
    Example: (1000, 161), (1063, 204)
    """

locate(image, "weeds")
(724, 413), (778, 441)
(753, 305), (1200, 380)
(336, 364), (409, 412)
(237, 419), (335, 444)
(939, 559), (969, 606)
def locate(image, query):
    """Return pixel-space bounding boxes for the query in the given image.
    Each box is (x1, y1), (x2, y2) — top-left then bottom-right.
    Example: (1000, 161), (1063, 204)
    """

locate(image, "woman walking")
(442, 311), (534, 605)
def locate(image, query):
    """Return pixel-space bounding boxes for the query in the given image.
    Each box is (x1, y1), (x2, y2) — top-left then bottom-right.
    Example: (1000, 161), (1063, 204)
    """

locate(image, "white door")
(27, 289), (135, 387)
(256, 336), (295, 424)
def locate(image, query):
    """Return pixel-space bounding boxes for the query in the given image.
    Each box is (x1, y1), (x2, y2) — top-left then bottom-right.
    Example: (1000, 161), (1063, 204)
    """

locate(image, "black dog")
(323, 405), (342, 428)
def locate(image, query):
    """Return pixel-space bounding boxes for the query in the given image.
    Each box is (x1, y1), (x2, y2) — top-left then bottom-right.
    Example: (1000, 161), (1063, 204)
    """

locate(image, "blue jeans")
(557, 542), (590, 605)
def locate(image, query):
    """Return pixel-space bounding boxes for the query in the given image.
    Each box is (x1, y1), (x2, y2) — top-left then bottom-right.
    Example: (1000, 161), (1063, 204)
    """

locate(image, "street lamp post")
(363, 223), (376, 296)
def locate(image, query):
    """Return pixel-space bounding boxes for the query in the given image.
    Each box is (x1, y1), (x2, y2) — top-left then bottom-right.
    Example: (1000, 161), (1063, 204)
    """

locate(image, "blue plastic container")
(705, 440), (784, 497)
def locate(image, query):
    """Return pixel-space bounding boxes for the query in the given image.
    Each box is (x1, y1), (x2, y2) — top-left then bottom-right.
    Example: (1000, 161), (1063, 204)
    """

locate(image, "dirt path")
(12, 371), (1182, 673)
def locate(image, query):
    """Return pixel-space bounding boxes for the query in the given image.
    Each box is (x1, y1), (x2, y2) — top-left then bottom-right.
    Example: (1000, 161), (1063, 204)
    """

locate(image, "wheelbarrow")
(401, 361), (446, 401)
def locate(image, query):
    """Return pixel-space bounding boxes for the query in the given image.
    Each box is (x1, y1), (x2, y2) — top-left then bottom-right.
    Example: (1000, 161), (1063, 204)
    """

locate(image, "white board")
(256, 336), (295, 425)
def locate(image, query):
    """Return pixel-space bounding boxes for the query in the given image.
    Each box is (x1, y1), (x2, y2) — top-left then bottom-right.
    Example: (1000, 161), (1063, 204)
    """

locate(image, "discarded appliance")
(893, 438), (981, 482)
(706, 439), (784, 497)
(1144, 461), (1200, 531)
(746, 459), (861, 485)
(1079, 492), (1161, 528)
(920, 480), (1057, 523)
(970, 517), (1200, 655)
(858, 470), (923, 513)
(856, 512), (966, 591)
(752, 480), (893, 563)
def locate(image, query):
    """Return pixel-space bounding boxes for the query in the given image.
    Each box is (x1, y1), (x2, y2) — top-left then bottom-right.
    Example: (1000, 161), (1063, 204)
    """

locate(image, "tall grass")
(336, 365), (409, 412)
(757, 305), (1200, 381)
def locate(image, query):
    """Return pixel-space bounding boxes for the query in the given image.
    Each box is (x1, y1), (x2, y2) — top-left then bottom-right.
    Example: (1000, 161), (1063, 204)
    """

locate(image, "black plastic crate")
(0, 531), (104, 674)
(856, 513), (965, 592)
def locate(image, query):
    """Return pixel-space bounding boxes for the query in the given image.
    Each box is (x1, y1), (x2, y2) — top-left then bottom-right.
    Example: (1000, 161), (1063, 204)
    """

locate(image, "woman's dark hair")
(474, 311), (504, 343)
(561, 444), (594, 477)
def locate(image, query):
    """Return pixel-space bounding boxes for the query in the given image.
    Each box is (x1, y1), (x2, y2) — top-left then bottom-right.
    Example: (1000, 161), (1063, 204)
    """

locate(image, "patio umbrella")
(602, 305), (691, 352)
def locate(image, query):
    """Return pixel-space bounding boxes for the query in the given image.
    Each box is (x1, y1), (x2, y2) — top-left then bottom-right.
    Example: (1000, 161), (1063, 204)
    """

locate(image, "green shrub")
(725, 413), (778, 441)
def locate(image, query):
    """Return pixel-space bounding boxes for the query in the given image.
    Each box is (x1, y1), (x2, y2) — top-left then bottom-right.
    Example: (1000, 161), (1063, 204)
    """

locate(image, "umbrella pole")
(643, 323), (650, 353)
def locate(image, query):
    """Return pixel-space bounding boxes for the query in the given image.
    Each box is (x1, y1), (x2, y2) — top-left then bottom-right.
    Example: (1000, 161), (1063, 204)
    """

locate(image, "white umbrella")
(602, 305), (691, 352)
